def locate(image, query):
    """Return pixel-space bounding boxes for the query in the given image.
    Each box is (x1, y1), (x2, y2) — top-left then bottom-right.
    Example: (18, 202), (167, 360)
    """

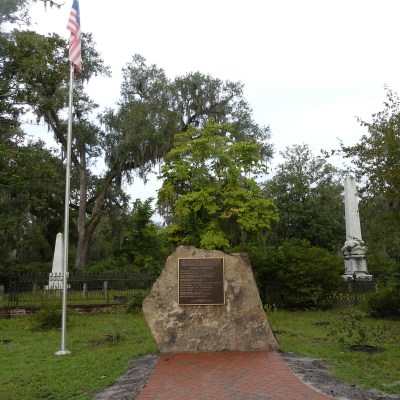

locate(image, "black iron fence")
(2, 272), (382, 308)
(262, 277), (380, 308)
(4, 272), (153, 306)
(331, 278), (377, 306)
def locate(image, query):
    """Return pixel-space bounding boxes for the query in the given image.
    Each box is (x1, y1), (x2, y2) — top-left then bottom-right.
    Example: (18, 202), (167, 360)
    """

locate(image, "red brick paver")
(135, 351), (333, 400)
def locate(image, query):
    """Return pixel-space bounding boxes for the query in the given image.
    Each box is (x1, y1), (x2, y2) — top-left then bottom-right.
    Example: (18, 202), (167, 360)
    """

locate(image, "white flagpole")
(55, 63), (74, 356)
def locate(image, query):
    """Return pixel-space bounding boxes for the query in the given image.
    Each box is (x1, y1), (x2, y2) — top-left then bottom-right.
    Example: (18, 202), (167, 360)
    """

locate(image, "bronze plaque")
(178, 258), (225, 305)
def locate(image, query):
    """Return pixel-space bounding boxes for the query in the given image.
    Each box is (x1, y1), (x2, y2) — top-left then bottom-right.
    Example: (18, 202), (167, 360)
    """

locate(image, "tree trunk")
(75, 145), (88, 269)
(74, 166), (119, 269)
(75, 231), (91, 269)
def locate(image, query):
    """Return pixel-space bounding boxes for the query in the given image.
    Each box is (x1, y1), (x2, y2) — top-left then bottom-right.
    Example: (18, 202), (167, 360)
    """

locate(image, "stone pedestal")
(142, 246), (278, 353)
(341, 240), (372, 281)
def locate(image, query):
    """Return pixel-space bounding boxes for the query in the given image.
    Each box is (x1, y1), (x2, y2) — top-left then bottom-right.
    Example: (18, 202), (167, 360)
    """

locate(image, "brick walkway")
(135, 351), (334, 400)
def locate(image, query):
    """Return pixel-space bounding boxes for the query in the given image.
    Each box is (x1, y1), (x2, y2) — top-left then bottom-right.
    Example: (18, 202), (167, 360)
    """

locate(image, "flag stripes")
(67, 0), (82, 71)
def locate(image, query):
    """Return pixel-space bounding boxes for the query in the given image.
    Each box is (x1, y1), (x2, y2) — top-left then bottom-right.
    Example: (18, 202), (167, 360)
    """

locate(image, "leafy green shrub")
(86, 257), (131, 273)
(124, 291), (148, 313)
(32, 301), (63, 331)
(367, 287), (400, 318)
(254, 239), (343, 309)
(367, 265), (400, 318)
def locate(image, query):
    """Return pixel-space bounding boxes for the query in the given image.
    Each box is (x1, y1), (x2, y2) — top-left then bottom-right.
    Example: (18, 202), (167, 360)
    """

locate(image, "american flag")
(67, 0), (82, 71)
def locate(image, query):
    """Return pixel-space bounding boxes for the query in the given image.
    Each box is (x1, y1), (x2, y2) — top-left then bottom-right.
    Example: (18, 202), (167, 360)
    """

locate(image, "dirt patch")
(93, 354), (159, 400)
(93, 351), (399, 400)
(281, 351), (398, 400)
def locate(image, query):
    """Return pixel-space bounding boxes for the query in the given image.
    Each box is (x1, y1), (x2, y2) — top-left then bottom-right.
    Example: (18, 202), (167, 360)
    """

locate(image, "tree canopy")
(0, 137), (64, 263)
(264, 144), (344, 251)
(1, 11), (273, 269)
(102, 54), (272, 179)
(158, 120), (278, 249)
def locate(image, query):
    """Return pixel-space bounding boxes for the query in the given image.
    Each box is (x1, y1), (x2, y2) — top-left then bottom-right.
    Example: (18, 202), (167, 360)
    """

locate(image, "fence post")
(103, 280), (109, 303)
(82, 283), (88, 300)
(0, 285), (4, 302)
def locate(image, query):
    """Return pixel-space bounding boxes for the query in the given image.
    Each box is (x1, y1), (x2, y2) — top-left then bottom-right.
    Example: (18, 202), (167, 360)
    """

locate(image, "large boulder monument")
(142, 246), (278, 353)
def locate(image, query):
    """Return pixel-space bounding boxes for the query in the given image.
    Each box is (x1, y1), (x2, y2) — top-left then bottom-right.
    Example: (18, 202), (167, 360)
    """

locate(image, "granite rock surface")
(142, 246), (278, 353)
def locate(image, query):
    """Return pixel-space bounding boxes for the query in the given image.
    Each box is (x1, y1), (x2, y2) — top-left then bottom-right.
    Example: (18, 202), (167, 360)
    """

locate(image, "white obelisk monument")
(341, 176), (372, 280)
(47, 233), (64, 289)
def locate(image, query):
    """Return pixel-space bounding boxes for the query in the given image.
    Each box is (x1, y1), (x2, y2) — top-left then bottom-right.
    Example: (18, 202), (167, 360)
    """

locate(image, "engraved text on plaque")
(178, 258), (224, 305)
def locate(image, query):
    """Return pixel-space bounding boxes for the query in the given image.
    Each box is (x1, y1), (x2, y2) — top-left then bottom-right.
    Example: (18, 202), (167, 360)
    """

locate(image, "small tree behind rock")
(157, 120), (278, 250)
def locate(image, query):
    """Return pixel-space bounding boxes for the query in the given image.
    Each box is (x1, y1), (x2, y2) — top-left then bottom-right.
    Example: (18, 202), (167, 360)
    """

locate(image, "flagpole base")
(55, 349), (71, 356)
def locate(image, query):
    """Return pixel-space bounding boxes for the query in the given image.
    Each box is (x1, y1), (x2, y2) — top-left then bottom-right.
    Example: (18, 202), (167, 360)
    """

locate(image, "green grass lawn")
(0, 308), (399, 399)
(270, 309), (400, 395)
(0, 310), (157, 400)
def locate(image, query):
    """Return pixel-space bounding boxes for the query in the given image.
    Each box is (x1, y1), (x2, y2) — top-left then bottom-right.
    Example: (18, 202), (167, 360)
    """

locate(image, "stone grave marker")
(46, 232), (64, 290)
(341, 176), (372, 280)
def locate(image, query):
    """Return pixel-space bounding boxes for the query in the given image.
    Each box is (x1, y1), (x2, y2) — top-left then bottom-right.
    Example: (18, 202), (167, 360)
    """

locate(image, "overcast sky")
(26, 0), (400, 206)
